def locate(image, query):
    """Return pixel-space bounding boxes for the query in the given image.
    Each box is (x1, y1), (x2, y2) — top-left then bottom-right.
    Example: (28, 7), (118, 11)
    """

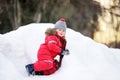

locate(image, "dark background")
(0, 0), (120, 48)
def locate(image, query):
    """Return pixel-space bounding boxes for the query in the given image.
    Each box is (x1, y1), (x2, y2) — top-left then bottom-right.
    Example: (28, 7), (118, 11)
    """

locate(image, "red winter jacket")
(37, 35), (62, 61)
(34, 28), (66, 75)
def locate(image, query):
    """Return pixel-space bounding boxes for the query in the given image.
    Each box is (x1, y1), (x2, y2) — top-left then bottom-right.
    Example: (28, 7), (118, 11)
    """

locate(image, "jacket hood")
(45, 28), (56, 35)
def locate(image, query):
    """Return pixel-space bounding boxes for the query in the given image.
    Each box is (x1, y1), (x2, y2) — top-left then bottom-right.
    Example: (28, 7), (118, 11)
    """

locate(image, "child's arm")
(46, 36), (62, 53)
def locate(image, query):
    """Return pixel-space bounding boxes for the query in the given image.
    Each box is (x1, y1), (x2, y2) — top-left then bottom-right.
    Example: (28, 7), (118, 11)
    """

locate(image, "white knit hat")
(55, 18), (67, 31)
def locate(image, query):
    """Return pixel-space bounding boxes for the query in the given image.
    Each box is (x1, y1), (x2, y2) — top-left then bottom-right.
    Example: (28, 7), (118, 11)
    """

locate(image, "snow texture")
(0, 23), (120, 80)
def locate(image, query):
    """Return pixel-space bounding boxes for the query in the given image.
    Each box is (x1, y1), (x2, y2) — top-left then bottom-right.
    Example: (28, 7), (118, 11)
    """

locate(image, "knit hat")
(55, 18), (67, 31)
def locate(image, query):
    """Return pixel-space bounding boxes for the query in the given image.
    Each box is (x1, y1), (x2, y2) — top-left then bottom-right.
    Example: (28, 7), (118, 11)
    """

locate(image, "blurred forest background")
(0, 0), (120, 48)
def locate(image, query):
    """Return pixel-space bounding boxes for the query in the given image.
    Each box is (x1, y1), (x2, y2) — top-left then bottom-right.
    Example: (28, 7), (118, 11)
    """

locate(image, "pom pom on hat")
(55, 18), (67, 31)
(60, 18), (65, 22)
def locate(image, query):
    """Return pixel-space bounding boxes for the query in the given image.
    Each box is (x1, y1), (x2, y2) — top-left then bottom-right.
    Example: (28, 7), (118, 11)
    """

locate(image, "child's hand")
(60, 49), (70, 55)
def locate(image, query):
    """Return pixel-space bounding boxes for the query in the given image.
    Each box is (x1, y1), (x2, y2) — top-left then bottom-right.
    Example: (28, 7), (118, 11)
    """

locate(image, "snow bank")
(0, 23), (120, 80)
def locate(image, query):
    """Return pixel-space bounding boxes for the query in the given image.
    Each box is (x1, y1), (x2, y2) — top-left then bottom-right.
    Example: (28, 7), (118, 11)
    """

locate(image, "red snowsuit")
(34, 32), (66, 75)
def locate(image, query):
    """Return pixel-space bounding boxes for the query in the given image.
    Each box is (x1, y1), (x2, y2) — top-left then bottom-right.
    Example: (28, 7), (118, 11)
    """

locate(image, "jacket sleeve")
(46, 36), (62, 53)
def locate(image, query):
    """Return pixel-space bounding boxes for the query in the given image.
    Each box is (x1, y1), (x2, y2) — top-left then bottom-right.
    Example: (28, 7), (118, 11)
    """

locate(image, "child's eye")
(60, 29), (64, 31)
(58, 29), (62, 31)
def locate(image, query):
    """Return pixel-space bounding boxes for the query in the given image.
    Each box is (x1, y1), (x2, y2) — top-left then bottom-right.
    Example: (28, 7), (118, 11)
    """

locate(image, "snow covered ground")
(0, 23), (120, 80)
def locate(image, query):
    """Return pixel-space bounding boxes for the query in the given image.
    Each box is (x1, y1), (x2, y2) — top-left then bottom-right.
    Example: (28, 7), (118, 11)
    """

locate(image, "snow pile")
(0, 23), (120, 80)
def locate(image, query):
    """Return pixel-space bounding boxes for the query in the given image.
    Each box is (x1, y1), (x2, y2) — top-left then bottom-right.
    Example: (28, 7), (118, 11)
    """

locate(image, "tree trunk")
(14, 0), (21, 29)
(33, 1), (42, 23)
(4, 0), (15, 29)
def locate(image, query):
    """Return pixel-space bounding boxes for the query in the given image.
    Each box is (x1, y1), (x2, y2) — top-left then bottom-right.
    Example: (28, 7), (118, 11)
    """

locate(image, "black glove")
(60, 49), (70, 55)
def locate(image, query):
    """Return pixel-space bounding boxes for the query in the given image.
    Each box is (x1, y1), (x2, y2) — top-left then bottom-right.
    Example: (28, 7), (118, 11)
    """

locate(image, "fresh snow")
(0, 23), (120, 80)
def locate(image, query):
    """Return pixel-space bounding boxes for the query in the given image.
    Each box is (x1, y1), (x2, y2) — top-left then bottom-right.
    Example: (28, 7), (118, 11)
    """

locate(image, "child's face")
(56, 29), (66, 37)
